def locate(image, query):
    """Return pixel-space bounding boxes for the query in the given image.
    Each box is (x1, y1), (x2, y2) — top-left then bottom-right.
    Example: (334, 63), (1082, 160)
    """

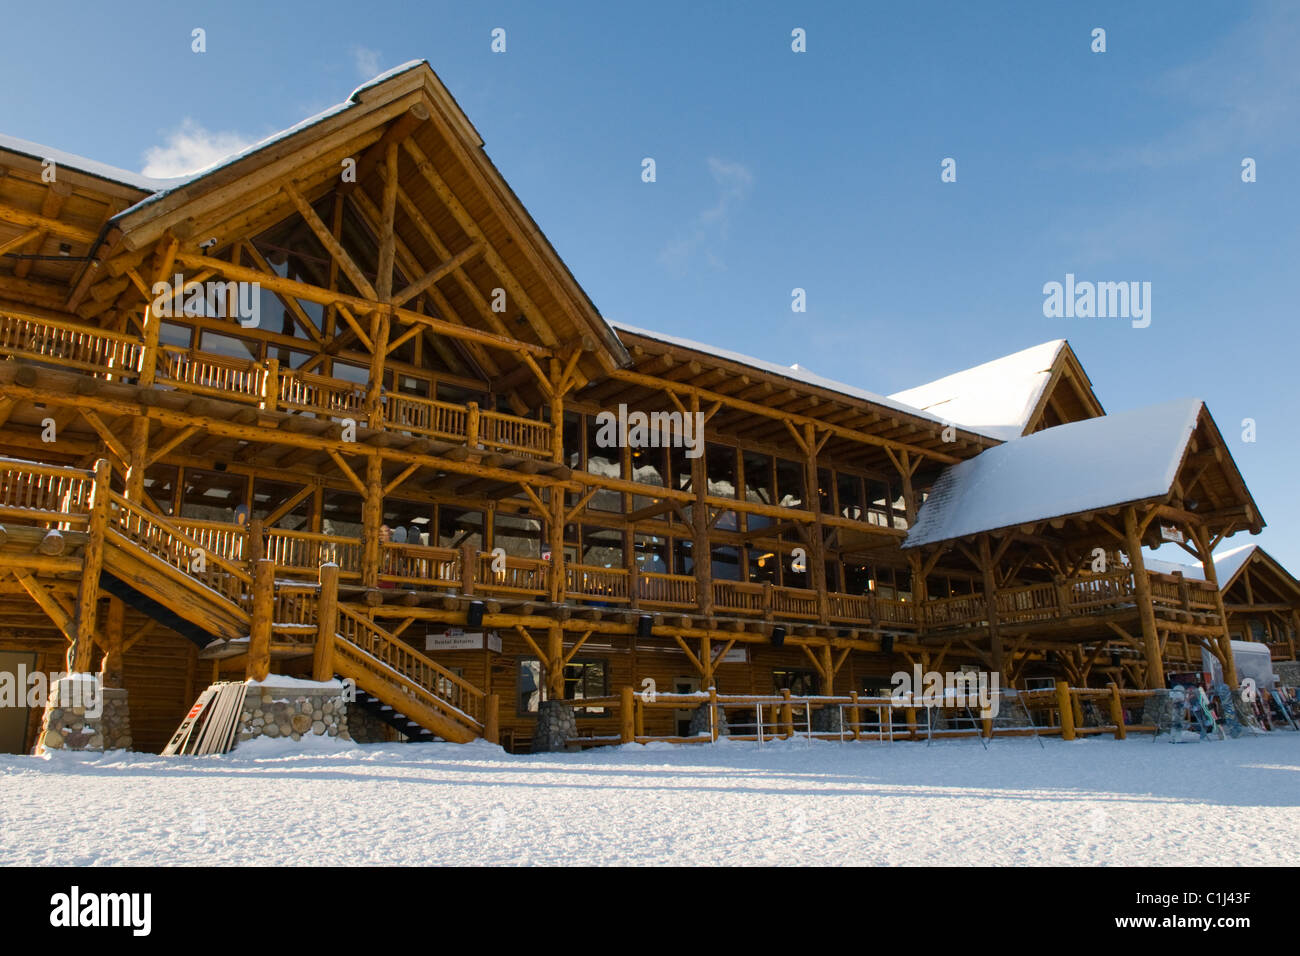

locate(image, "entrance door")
(674, 676), (700, 737)
(0, 653), (37, 753)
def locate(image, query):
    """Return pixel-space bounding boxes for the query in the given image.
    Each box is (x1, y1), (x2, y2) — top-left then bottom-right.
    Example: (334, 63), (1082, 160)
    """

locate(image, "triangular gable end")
(75, 61), (627, 409)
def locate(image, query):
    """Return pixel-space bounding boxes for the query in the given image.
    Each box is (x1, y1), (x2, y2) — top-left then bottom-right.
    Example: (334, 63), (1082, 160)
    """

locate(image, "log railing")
(382, 393), (468, 443)
(478, 409), (551, 457)
(106, 491), (251, 610)
(0, 315), (551, 454)
(0, 312), (142, 377)
(265, 529), (363, 578)
(637, 571), (697, 609)
(380, 543), (459, 588)
(335, 605), (485, 729)
(565, 564), (631, 603)
(920, 592), (985, 628)
(172, 518), (248, 563)
(157, 347), (264, 403)
(474, 553), (550, 597)
(0, 457), (94, 527)
(277, 368), (366, 417)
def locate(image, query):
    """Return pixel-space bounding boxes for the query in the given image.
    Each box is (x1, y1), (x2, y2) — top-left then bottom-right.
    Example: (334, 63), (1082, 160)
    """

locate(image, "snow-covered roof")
(115, 61), (429, 220)
(1145, 544), (1260, 588)
(611, 321), (995, 437)
(905, 398), (1203, 548)
(1, 62), (432, 219)
(888, 341), (1067, 441)
(0, 133), (184, 193)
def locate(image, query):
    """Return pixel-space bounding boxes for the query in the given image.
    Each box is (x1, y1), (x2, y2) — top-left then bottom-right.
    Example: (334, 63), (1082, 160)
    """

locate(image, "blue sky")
(3, 1), (1296, 569)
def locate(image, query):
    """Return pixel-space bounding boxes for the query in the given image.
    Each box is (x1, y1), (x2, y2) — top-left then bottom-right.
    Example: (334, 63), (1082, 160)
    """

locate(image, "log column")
(802, 423), (829, 622)
(312, 562), (340, 682)
(99, 598), (126, 689)
(72, 458), (111, 673)
(977, 535), (1004, 680)
(1192, 524), (1240, 690)
(246, 558), (276, 682)
(361, 455), (384, 589)
(690, 394), (713, 616)
(1123, 507), (1165, 689)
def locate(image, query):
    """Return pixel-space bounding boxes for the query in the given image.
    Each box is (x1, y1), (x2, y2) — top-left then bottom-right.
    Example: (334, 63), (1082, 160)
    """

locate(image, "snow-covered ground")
(2, 734), (1297, 866)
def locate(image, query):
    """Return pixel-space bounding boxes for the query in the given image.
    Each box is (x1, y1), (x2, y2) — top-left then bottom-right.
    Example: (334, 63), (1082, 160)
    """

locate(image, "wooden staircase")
(91, 484), (487, 743)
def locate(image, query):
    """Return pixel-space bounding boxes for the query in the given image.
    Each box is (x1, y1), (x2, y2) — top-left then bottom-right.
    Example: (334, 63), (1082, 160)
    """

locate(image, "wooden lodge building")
(0, 61), (1291, 753)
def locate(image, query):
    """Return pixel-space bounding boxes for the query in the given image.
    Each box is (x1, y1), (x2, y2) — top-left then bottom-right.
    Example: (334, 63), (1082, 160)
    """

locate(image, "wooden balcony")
(0, 312), (553, 458)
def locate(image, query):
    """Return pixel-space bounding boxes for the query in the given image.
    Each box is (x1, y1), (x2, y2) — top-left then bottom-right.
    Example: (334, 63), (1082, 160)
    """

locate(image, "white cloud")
(141, 119), (259, 178)
(660, 157), (755, 274)
(353, 46), (382, 81)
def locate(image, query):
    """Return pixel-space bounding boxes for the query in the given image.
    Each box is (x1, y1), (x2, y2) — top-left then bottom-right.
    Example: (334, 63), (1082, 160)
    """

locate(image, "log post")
(819, 642), (834, 696)
(545, 623), (564, 699)
(460, 542), (476, 595)
(100, 597), (126, 689)
(361, 454), (383, 589)
(849, 691), (861, 741)
(1191, 523), (1240, 691)
(548, 490), (564, 604)
(72, 458), (111, 673)
(803, 422), (830, 623)
(1108, 682), (1127, 739)
(1123, 507), (1166, 689)
(620, 686), (635, 743)
(634, 694), (645, 738)
(708, 686), (719, 742)
(466, 402), (480, 449)
(780, 687), (793, 738)
(905, 705), (918, 739)
(312, 562), (340, 681)
(978, 535), (1005, 680)
(246, 558), (275, 682)
(1055, 679), (1075, 740)
(484, 693), (500, 744)
(690, 394), (713, 616)
(262, 356), (280, 412)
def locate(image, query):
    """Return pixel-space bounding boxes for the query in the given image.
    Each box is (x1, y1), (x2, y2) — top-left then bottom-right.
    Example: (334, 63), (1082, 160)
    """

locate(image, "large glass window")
(565, 659), (609, 715)
(586, 415), (622, 512)
(495, 511), (542, 559)
(179, 469), (248, 522)
(743, 450), (773, 531)
(776, 458), (804, 509)
(436, 506), (484, 551)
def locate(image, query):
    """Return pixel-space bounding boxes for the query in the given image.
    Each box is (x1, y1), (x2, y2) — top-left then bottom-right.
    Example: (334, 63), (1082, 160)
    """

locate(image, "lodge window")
(635, 534), (670, 575)
(518, 658), (543, 715)
(743, 450), (773, 532)
(711, 545), (741, 581)
(773, 668), (820, 697)
(199, 330), (259, 361)
(436, 506), (484, 551)
(565, 659), (609, 715)
(776, 458), (804, 509)
(581, 526), (623, 568)
(867, 480), (890, 526)
(320, 490), (363, 539)
(706, 443), (737, 530)
(516, 658), (609, 716)
(585, 415), (622, 512)
(631, 444), (668, 516)
(179, 469), (249, 522)
(749, 547), (778, 585)
(252, 478), (310, 530)
(837, 473), (864, 521)
(817, 468), (833, 514)
(495, 511), (542, 559)
(144, 464), (179, 515)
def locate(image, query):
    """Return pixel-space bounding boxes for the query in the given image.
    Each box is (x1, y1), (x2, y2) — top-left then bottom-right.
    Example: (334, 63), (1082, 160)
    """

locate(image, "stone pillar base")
(690, 701), (729, 737)
(531, 699), (577, 752)
(236, 678), (352, 745)
(37, 677), (131, 753)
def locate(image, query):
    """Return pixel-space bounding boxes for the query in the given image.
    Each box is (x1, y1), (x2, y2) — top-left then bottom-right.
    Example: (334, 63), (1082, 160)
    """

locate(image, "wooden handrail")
(107, 491), (252, 586)
(336, 605), (485, 726)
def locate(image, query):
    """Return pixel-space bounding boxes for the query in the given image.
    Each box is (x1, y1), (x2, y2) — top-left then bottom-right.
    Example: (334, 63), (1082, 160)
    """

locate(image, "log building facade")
(0, 62), (1291, 753)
